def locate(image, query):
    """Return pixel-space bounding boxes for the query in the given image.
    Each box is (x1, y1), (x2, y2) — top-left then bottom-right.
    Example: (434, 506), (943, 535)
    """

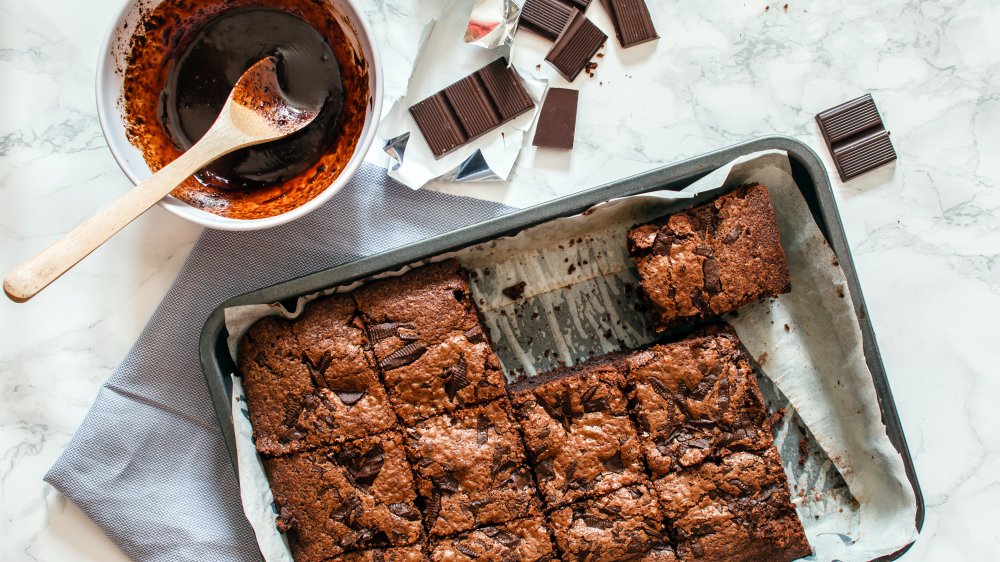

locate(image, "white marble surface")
(0, 0), (997, 560)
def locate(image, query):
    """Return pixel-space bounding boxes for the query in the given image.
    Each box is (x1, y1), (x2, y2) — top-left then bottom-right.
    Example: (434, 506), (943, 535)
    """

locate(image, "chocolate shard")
(545, 11), (607, 81)
(519, 0), (576, 41)
(379, 342), (427, 370)
(602, 0), (658, 48)
(533, 87), (579, 149)
(410, 58), (534, 158)
(816, 93), (897, 181)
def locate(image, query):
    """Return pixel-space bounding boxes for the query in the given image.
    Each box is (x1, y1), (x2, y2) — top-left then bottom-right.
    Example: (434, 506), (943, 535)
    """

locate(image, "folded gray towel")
(45, 164), (514, 562)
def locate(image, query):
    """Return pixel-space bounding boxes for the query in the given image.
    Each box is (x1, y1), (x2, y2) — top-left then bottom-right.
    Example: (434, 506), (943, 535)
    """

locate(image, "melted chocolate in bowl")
(122, 0), (369, 219)
(164, 8), (343, 190)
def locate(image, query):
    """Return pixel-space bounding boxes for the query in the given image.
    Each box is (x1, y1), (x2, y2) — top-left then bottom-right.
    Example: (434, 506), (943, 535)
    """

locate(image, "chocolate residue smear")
(122, 0), (369, 219)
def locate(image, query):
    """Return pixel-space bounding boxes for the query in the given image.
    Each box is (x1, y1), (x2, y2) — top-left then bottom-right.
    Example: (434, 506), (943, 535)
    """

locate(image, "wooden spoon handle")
(3, 133), (234, 303)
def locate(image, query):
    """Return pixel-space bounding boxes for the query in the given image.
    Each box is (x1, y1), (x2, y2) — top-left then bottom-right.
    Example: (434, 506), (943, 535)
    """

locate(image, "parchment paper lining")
(225, 151), (917, 562)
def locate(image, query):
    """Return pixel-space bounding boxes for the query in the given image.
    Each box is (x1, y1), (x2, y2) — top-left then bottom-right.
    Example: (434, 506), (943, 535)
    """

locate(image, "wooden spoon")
(4, 57), (321, 303)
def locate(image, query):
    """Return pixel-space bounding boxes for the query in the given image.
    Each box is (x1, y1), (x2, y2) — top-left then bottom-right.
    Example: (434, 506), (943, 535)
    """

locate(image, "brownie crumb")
(503, 282), (528, 301)
(784, 323), (790, 332)
(568, 265), (577, 274)
(758, 352), (769, 365)
(798, 438), (809, 466)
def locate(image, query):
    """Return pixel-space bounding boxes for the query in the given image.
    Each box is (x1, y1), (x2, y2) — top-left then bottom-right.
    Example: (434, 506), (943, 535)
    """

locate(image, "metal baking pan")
(199, 135), (924, 559)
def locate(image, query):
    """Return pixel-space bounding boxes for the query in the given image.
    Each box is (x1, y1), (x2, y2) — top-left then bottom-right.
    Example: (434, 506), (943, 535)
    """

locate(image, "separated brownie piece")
(265, 432), (424, 561)
(429, 517), (557, 561)
(654, 449), (811, 562)
(404, 400), (542, 536)
(627, 184), (791, 332)
(354, 261), (507, 423)
(626, 326), (773, 477)
(238, 297), (397, 456)
(509, 358), (645, 508)
(549, 484), (678, 561)
(340, 545), (427, 562)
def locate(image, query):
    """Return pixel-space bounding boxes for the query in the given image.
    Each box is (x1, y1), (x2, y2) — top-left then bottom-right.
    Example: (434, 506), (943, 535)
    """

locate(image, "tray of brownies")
(200, 136), (923, 562)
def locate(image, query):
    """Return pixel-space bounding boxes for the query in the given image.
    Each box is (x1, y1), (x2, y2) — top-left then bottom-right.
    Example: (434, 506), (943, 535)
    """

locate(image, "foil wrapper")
(465, 0), (520, 50)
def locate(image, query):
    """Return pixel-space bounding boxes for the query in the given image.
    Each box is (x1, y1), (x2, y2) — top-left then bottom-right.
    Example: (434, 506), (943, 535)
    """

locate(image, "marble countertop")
(1, 0), (997, 560)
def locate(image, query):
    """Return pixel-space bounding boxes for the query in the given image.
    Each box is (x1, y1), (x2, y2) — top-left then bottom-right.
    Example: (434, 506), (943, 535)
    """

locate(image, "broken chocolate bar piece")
(602, 0), (658, 48)
(816, 93), (897, 181)
(545, 11), (607, 81)
(410, 58), (534, 158)
(533, 88), (579, 149)
(520, 0), (577, 41)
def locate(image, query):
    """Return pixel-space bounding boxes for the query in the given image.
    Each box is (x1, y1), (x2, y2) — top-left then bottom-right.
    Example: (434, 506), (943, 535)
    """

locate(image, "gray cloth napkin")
(44, 164), (514, 562)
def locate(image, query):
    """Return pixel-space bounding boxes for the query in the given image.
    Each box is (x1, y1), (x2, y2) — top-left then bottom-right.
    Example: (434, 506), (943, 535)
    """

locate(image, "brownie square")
(238, 295), (397, 456)
(654, 449), (812, 562)
(354, 261), (507, 423)
(380, 329), (508, 424)
(509, 358), (646, 508)
(626, 326), (774, 477)
(429, 517), (557, 561)
(405, 401), (542, 536)
(265, 432), (424, 561)
(628, 184), (791, 332)
(549, 484), (678, 562)
(340, 545), (427, 562)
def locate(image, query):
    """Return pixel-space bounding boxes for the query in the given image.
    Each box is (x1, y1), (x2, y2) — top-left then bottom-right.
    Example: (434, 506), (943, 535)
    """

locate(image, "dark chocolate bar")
(602, 0), (658, 48)
(545, 11), (607, 81)
(520, 0), (577, 41)
(816, 94), (897, 181)
(410, 58), (534, 158)
(533, 88), (579, 149)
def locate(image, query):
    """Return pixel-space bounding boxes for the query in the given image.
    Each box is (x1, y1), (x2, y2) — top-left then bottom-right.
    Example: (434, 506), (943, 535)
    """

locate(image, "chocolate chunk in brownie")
(354, 261), (507, 423)
(626, 326), (774, 477)
(509, 358), (645, 508)
(265, 432), (424, 561)
(549, 484), (678, 562)
(653, 449), (811, 562)
(429, 516), (557, 561)
(627, 184), (791, 332)
(405, 401), (542, 536)
(340, 545), (427, 562)
(238, 295), (397, 456)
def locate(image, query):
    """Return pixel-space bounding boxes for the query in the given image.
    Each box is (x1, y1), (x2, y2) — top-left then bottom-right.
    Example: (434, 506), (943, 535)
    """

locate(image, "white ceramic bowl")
(96, 0), (383, 231)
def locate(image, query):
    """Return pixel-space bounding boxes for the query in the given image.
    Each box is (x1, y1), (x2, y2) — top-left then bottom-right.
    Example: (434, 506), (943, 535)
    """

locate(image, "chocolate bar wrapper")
(465, 0), (520, 50)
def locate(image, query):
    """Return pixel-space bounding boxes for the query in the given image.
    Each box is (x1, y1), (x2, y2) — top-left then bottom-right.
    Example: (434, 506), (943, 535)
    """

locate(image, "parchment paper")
(224, 151), (917, 562)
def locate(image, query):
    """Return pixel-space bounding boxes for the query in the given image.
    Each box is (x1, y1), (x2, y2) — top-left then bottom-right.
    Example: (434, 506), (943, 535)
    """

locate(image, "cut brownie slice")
(429, 517), (557, 561)
(549, 484), (678, 561)
(509, 358), (645, 507)
(265, 432), (424, 561)
(379, 330), (507, 425)
(354, 261), (507, 423)
(626, 326), (773, 477)
(405, 401), (542, 536)
(239, 300), (396, 456)
(340, 545), (427, 562)
(654, 449), (812, 562)
(627, 184), (791, 332)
